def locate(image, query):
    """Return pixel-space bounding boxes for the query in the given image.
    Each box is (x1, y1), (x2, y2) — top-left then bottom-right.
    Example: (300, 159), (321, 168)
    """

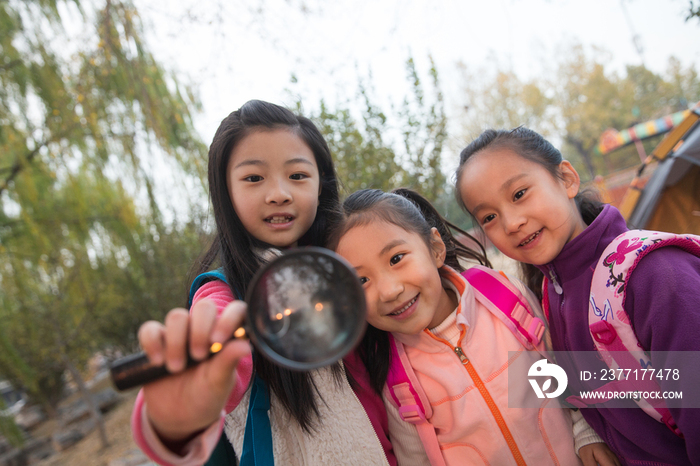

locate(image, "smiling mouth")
(388, 294), (418, 317)
(519, 229), (542, 247)
(266, 216), (293, 224)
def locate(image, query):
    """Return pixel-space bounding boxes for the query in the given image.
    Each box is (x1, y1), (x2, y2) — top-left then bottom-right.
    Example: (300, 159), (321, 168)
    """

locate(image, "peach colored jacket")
(388, 266), (583, 466)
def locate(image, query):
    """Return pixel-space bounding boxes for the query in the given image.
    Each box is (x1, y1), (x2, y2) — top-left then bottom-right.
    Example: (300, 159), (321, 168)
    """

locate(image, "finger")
(207, 338), (252, 390)
(578, 447), (595, 466)
(210, 301), (248, 345)
(163, 308), (190, 373)
(189, 299), (218, 361)
(592, 447), (620, 466)
(138, 320), (166, 366)
(608, 451), (622, 466)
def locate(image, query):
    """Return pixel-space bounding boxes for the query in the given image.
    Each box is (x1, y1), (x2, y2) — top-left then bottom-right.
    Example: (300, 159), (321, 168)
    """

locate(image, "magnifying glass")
(110, 247), (366, 391)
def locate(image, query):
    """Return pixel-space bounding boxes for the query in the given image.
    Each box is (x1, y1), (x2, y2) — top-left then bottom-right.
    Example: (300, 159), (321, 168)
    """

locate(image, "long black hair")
(327, 188), (490, 396)
(455, 127), (603, 299)
(192, 100), (341, 431)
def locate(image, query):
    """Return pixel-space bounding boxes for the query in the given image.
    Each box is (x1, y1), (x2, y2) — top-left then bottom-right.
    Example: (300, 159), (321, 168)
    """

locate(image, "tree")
(397, 57), (448, 203)
(1, 0), (208, 447)
(301, 57), (448, 204)
(552, 46), (700, 180)
(687, 0), (700, 22)
(457, 58), (553, 143)
(311, 90), (405, 195)
(456, 44), (699, 183)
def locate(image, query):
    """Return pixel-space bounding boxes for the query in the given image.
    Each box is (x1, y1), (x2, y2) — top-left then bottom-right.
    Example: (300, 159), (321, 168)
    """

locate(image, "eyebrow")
(380, 239), (406, 257)
(233, 157), (316, 170)
(350, 238), (406, 273)
(470, 173), (528, 215)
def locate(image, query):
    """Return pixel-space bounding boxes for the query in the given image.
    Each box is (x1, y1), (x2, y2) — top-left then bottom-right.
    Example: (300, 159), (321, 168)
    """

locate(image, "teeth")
(390, 295), (418, 316)
(520, 230), (540, 246)
(267, 216), (292, 224)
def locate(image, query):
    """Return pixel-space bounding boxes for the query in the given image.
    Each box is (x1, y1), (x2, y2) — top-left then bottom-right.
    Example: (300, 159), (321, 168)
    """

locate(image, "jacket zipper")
(548, 266), (563, 294)
(452, 346), (527, 466)
(545, 264), (571, 352)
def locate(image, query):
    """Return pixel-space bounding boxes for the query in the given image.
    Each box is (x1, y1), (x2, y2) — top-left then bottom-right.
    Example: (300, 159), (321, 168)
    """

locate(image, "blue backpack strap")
(240, 371), (275, 466)
(191, 269), (274, 466)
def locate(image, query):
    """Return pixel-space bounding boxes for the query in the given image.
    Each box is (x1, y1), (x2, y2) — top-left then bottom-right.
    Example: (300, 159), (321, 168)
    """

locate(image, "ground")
(33, 388), (149, 466)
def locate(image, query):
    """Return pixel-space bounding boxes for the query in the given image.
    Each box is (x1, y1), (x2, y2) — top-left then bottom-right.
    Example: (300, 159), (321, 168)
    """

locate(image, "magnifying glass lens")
(247, 249), (366, 370)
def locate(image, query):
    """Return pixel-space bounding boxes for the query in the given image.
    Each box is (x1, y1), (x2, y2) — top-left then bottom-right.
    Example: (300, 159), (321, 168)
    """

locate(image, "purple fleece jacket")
(537, 205), (700, 466)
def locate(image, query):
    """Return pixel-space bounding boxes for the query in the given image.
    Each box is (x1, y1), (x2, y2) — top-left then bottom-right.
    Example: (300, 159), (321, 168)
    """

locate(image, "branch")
(0, 125), (79, 196)
(0, 59), (22, 72)
(0, 144), (45, 196)
(565, 135), (597, 180)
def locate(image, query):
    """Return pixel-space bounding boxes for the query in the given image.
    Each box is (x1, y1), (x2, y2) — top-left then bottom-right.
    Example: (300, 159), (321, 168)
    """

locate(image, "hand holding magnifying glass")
(110, 247), (367, 391)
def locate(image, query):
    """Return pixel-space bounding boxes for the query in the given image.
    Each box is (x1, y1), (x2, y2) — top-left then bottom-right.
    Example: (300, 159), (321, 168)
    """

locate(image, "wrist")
(145, 404), (219, 450)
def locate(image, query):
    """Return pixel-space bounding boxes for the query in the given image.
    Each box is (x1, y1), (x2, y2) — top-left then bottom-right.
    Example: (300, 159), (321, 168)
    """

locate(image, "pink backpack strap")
(541, 277), (550, 321)
(462, 266), (546, 352)
(386, 334), (446, 466)
(569, 229), (700, 437)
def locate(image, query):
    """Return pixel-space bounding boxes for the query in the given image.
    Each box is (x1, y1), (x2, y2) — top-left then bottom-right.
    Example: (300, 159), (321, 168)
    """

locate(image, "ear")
(559, 161), (581, 200)
(429, 227), (447, 268)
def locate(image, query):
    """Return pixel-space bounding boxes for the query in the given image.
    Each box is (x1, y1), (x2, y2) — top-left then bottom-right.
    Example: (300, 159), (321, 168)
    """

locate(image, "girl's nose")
(266, 179), (292, 205)
(377, 275), (404, 303)
(503, 210), (526, 234)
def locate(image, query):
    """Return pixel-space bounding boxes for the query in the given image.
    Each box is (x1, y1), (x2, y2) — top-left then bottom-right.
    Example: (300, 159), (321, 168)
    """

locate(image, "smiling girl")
(330, 188), (617, 466)
(131, 100), (396, 465)
(456, 127), (700, 466)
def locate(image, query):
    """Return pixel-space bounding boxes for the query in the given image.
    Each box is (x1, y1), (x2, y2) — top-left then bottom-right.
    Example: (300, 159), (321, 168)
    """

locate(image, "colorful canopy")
(595, 109), (691, 155)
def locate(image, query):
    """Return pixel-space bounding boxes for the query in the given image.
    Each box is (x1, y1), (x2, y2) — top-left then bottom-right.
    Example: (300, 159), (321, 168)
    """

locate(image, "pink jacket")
(388, 266), (583, 465)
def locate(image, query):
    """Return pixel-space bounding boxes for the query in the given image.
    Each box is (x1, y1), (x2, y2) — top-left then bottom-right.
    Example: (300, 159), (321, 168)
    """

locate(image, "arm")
(132, 280), (252, 465)
(132, 389), (226, 466)
(625, 247), (700, 463)
(571, 409), (620, 466)
(571, 408), (603, 453)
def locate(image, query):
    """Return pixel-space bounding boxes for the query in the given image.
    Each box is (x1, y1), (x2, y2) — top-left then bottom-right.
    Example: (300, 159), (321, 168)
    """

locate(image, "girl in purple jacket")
(456, 127), (700, 466)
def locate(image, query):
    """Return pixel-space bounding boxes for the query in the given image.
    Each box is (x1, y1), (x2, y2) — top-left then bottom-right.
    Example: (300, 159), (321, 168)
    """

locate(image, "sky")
(136, 0), (700, 146)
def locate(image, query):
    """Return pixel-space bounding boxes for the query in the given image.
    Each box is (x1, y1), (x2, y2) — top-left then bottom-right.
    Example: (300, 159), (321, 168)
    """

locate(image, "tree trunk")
(62, 355), (110, 449)
(566, 136), (597, 181)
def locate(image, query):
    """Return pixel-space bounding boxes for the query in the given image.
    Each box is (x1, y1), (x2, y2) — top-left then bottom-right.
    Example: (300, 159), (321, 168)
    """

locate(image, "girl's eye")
(290, 173), (308, 180)
(359, 277), (368, 285)
(390, 253), (404, 266)
(244, 175), (263, 182)
(514, 189), (526, 200)
(482, 214), (496, 225)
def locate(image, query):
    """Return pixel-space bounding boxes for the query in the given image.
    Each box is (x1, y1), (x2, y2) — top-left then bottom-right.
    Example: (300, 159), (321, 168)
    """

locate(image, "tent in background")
(618, 102), (700, 234)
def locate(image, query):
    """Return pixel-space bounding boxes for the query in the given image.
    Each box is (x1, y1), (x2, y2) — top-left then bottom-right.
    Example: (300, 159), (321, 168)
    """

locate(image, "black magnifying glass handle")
(110, 328), (247, 391)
